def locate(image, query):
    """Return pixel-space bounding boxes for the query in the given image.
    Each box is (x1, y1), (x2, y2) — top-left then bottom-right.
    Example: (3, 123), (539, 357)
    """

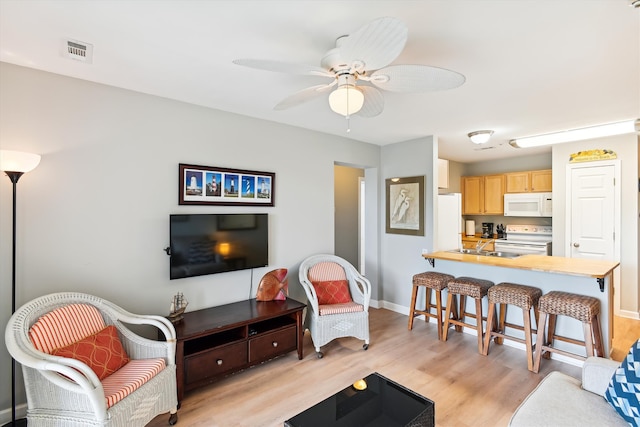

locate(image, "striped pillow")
(319, 302), (364, 316)
(29, 304), (106, 353)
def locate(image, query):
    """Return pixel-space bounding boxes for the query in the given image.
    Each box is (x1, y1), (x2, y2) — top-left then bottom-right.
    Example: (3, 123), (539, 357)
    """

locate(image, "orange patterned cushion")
(51, 325), (130, 380)
(312, 280), (352, 305)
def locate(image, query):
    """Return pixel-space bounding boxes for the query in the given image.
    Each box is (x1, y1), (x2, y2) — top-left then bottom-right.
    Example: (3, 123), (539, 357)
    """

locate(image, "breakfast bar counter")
(421, 251), (620, 358)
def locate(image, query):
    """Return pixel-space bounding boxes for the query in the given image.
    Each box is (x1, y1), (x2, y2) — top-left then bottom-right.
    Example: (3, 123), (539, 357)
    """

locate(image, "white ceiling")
(1, 0), (638, 163)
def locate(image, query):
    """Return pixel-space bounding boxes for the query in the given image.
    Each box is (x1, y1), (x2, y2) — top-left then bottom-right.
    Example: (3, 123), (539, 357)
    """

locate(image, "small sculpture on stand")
(169, 292), (188, 323)
(256, 269), (288, 301)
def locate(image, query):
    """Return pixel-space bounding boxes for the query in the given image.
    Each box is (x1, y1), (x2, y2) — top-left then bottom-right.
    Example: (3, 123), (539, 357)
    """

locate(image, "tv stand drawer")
(249, 326), (297, 363)
(185, 341), (247, 384)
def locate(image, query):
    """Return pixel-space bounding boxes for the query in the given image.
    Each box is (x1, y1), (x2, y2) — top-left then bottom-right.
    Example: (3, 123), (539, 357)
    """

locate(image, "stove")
(494, 224), (552, 255)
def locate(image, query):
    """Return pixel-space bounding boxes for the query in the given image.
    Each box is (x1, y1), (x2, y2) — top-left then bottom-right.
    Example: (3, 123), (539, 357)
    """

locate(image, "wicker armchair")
(298, 254), (371, 358)
(5, 292), (178, 426)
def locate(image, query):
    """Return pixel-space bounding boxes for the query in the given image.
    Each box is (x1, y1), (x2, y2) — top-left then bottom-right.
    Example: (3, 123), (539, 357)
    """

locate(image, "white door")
(569, 164), (616, 260)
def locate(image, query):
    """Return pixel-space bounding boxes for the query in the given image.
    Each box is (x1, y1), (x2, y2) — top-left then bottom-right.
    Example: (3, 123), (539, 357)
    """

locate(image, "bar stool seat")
(482, 282), (542, 371)
(442, 276), (494, 353)
(533, 291), (604, 373)
(408, 272), (456, 340)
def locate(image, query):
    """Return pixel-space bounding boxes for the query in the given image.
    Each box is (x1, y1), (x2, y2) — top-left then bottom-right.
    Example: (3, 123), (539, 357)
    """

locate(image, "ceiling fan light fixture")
(329, 85), (364, 117)
(468, 130), (494, 145)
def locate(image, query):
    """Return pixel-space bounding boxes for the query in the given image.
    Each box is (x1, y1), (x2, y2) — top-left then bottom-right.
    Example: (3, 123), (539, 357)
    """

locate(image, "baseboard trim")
(378, 299), (584, 368)
(0, 403), (27, 425)
(617, 309), (640, 320)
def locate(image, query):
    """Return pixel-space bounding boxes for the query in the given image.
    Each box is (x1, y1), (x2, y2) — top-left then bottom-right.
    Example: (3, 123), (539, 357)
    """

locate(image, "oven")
(495, 224), (552, 256)
(493, 240), (551, 255)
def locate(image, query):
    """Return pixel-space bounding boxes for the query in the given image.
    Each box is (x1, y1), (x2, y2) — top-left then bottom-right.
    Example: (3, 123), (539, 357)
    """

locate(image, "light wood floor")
(612, 314), (640, 361)
(148, 307), (590, 427)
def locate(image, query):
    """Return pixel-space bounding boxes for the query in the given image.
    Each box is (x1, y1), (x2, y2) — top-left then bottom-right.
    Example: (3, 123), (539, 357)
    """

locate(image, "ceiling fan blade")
(338, 17), (408, 71)
(233, 59), (334, 78)
(368, 65), (466, 92)
(356, 86), (384, 117)
(274, 82), (336, 110)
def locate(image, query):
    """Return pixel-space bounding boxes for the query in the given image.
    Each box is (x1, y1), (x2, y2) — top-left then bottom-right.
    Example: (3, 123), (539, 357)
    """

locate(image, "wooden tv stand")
(172, 298), (305, 402)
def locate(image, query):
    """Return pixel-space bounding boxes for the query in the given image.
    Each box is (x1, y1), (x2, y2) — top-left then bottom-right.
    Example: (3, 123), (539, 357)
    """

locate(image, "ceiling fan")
(233, 17), (465, 119)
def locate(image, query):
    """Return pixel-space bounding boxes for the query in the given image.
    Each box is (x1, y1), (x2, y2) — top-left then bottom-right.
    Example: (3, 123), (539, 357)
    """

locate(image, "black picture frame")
(385, 175), (425, 236)
(179, 163), (275, 206)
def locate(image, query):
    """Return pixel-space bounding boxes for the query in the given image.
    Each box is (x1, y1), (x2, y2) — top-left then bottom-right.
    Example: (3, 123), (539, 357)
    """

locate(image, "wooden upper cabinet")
(462, 176), (483, 215)
(530, 169), (552, 192)
(483, 174), (505, 214)
(505, 169), (552, 193)
(461, 174), (505, 215)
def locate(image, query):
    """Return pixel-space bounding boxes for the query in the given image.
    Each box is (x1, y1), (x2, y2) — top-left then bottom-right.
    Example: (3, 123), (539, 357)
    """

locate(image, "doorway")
(334, 164), (364, 270)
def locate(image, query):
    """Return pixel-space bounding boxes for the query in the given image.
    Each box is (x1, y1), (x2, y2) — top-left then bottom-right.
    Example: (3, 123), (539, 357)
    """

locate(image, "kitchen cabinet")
(505, 169), (552, 193)
(461, 174), (505, 215)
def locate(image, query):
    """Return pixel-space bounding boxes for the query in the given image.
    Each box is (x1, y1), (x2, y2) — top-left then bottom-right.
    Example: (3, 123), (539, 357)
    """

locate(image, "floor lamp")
(1, 150), (41, 427)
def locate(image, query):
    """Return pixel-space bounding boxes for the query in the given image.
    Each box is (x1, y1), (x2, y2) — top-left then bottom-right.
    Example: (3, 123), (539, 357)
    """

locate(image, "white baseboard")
(0, 403), (27, 425)
(617, 309), (640, 320)
(378, 299), (585, 368)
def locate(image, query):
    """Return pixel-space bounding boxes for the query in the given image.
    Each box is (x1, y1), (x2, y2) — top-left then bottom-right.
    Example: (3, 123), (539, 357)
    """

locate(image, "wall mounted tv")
(169, 213), (268, 280)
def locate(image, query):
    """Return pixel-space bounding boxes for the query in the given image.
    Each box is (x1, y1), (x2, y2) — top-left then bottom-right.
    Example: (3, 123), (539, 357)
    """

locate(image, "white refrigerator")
(436, 193), (462, 251)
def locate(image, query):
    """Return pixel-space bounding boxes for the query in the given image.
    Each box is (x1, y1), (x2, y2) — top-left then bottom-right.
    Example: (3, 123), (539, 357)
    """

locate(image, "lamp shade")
(329, 85), (364, 116)
(468, 130), (494, 145)
(0, 150), (41, 173)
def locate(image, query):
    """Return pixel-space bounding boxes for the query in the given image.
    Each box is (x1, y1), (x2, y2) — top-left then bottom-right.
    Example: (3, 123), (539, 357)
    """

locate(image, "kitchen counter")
(423, 251), (619, 283)
(421, 251), (620, 358)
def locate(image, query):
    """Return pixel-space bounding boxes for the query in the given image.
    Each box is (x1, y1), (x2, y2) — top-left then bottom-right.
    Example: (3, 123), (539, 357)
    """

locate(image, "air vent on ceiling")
(63, 39), (93, 63)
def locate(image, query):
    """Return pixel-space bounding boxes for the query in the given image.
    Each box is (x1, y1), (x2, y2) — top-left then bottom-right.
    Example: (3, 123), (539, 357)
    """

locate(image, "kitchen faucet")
(476, 238), (495, 253)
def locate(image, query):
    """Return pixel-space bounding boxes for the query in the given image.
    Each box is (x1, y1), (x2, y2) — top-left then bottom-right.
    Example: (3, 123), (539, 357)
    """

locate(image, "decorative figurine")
(169, 292), (188, 323)
(256, 269), (288, 301)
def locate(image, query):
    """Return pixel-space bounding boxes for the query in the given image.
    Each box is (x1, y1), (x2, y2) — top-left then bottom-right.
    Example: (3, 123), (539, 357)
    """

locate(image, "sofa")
(509, 357), (629, 427)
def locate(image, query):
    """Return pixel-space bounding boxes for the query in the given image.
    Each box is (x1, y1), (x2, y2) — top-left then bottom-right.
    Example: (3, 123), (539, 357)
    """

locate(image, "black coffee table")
(284, 372), (434, 427)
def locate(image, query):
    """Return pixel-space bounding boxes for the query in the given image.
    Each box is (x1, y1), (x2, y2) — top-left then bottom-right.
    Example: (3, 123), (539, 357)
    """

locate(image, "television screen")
(169, 213), (268, 280)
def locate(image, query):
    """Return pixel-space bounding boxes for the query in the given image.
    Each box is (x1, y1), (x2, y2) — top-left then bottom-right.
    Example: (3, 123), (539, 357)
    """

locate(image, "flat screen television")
(169, 213), (268, 280)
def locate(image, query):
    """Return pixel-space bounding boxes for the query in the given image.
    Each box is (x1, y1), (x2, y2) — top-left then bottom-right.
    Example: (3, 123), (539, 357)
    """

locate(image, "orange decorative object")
(256, 268), (288, 301)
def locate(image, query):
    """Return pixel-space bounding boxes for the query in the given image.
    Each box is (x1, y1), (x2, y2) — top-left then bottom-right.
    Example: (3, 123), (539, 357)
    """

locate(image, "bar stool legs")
(482, 282), (542, 372)
(408, 272), (455, 340)
(442, 277), (494, 354)
(533, 291), (604, 373)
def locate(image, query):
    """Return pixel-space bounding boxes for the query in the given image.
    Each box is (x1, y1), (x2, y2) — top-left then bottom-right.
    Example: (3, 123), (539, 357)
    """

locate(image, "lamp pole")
(1, 150), (40, 427)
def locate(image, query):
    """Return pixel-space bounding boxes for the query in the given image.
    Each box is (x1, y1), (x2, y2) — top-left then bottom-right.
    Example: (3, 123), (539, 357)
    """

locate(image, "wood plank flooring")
(147, 307), (584, 427)
(612, 314), (640, 361)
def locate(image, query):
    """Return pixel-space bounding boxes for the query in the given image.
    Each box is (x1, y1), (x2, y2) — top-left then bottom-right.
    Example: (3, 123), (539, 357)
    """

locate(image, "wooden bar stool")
(482, 282), (542, 371)
(408, 272), (456, 340)
(533, 291), (604, 373)
(442, 276), (495, 353)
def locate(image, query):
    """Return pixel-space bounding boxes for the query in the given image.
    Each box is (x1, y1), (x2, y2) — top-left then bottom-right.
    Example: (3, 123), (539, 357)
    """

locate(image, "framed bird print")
(385, 175), (424, 236)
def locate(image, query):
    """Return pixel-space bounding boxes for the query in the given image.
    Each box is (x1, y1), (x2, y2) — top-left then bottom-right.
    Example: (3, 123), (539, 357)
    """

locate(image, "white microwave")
(504, 192), (552, 217)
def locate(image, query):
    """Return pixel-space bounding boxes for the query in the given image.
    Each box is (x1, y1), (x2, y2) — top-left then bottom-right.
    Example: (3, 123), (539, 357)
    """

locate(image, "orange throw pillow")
(312, 280), (352, 305)
(52, 325), (130, 380)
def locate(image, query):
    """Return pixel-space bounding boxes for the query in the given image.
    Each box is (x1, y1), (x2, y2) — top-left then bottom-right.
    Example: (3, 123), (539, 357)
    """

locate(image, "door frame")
(565, 159), (621, 312)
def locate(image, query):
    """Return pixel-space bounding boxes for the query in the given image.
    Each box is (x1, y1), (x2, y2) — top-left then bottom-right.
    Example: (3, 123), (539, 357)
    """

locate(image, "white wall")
(552, 134), (639, 316)
(0, 62), (381, 414)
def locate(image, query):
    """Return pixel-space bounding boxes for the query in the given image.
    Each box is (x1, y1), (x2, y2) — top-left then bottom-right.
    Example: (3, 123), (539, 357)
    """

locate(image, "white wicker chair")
(298, 254), (371, 358)
(5, 292), (178, 426)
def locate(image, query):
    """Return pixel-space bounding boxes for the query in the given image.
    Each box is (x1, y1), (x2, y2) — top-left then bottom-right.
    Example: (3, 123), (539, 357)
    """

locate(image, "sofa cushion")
(312, 280), (352, 305)
(605, 339), (640, 425)
(509, 371), (627, 427)
(318, 302), (364, 316)
(51, 325), (130, 380)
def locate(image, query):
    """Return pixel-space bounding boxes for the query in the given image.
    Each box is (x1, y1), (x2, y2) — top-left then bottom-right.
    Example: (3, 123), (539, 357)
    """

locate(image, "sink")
(486, 251), (522, 258)
(446, 249), (521, 258)
(447, 249), (490, 256)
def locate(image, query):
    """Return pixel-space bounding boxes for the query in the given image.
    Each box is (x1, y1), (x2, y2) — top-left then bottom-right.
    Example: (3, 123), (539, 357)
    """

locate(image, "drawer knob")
(573, 243), (580, 248)
(216, 359), (223, 366)
(272, 341), (278, 348)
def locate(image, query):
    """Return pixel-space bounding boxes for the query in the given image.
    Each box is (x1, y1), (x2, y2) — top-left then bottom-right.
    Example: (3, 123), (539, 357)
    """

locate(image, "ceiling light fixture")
(509, 119), (639, 148)
(630, 0), (640, 9)
(328, 74), (364, 117)
(468, 130), (494, 144)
